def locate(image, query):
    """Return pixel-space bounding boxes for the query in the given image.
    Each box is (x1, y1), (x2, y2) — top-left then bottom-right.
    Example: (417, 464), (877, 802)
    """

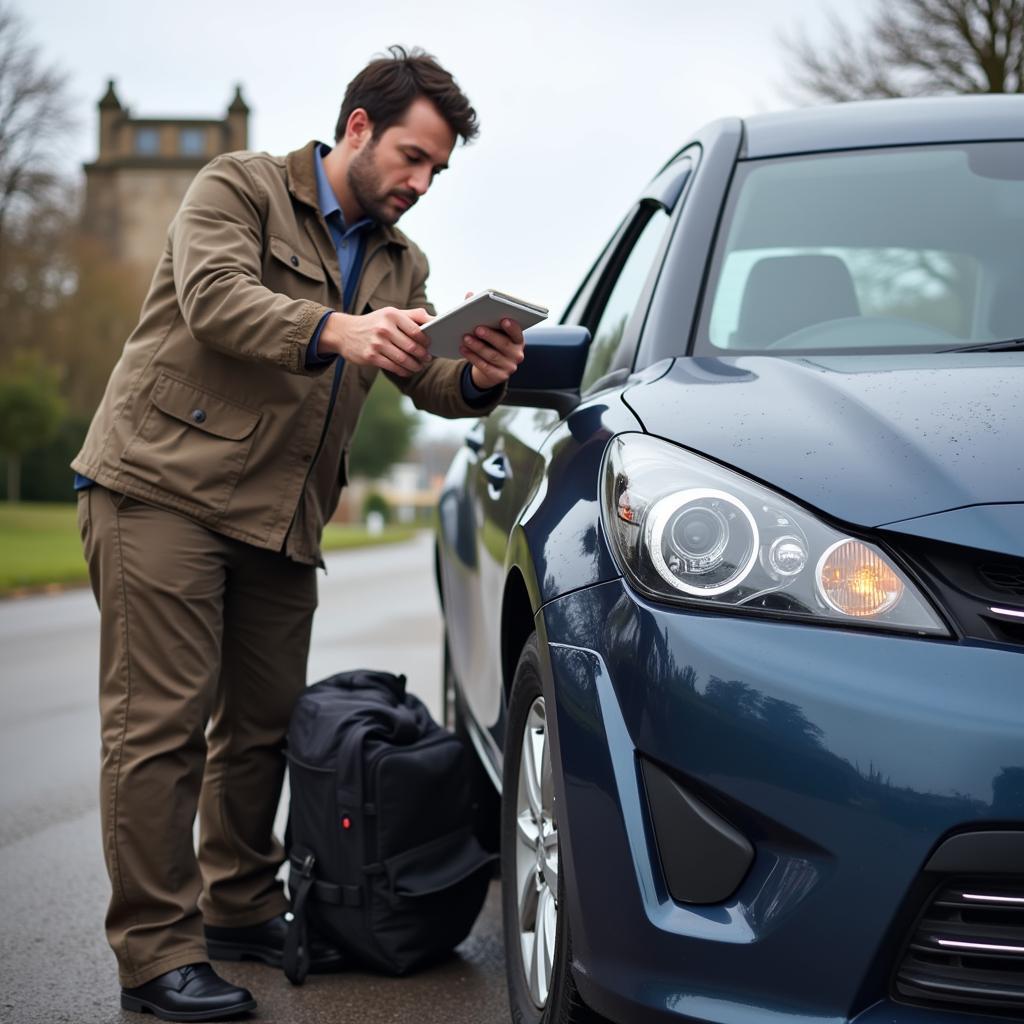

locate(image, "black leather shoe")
(121, 963), (256, 1021)
(205, 913), (345, 972)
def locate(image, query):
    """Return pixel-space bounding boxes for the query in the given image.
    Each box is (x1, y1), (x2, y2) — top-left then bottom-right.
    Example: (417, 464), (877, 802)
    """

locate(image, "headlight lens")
(646, 488), (759, 596)
(817, 539), (903, 617)
(602, 434), (947, 635)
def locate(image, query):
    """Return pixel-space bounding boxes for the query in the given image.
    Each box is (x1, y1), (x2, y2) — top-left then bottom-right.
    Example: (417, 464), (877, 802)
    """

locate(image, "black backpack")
(283, 669), (494, 983)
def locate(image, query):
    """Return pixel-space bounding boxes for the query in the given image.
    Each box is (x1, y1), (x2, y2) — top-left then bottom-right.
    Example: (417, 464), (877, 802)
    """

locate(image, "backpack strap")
(309, 877), (363, 908)
(284, 852), (315, 986)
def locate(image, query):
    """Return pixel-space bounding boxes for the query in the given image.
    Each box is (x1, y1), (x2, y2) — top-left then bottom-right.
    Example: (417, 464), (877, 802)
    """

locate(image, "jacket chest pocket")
(266, 235), (330, 300)
(121, 372), (262, 517)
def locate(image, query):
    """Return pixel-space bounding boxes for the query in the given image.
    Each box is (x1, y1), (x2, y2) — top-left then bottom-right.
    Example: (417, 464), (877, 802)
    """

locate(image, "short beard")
(346, 138), (416, 226)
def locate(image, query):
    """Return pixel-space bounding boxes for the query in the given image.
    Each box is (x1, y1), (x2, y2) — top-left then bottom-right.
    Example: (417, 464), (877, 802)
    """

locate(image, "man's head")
(335, 45), (478, 148)
(334, 46), (478, 226)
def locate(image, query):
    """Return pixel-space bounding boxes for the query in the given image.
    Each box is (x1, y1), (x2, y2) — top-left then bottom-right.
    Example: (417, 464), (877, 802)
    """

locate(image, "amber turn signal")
(817, 539), (904, 617)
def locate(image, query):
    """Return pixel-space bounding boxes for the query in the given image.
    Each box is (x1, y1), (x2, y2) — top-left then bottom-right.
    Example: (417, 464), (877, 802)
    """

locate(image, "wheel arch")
(500, 564), (536, 709)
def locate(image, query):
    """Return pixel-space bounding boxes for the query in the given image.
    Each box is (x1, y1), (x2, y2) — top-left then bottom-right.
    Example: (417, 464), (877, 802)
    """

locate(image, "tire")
(502, 635), (604, 1024)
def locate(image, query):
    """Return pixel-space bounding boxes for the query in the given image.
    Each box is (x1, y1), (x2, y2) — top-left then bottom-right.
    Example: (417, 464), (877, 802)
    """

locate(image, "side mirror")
(504, 325), (590, 415)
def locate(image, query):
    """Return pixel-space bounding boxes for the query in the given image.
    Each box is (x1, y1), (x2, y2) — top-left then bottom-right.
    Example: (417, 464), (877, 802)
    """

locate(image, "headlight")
(601, 434), (947, 635)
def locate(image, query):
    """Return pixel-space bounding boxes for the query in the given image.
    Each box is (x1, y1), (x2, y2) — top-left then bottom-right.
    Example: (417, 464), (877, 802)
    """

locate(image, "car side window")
(580, 206), (671, 392)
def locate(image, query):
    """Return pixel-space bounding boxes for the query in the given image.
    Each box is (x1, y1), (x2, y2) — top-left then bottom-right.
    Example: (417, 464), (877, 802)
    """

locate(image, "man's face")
(347, 96), (456, 225)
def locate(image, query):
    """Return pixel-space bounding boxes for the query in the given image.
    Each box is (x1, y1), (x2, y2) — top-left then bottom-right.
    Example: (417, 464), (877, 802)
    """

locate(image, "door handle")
(482, 453), (510, 496)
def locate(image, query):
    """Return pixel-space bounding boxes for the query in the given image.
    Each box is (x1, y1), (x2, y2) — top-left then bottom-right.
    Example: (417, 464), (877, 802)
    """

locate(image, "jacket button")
(290, 255), (299, 266)
(191, 408), (207, 424)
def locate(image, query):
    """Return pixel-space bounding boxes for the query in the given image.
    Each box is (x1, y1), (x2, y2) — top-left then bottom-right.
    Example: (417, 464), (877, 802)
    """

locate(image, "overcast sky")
(28, 0), (866, 435)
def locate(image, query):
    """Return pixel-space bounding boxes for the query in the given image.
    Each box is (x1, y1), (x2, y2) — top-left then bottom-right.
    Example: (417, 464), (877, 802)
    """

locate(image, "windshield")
(696, 142), (1024, 354)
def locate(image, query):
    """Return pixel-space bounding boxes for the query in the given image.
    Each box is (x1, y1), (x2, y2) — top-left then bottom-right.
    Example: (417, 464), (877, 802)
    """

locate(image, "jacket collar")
(286, 140), (408, 250)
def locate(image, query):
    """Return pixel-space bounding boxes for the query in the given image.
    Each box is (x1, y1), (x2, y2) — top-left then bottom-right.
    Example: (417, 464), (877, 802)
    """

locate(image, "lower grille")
(895, 877), (1024, 1013)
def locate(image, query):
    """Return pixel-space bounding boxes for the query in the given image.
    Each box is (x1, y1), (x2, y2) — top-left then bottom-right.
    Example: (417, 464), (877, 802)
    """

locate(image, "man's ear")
(346, 107), (374, 149)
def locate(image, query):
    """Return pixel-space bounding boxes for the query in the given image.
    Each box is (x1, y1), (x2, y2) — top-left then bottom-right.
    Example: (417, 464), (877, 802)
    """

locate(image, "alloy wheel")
(514, 696), (559, 1008)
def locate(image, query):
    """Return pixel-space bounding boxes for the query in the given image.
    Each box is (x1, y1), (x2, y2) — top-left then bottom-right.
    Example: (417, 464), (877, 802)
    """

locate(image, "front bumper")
(540, 578), (1024, 1024)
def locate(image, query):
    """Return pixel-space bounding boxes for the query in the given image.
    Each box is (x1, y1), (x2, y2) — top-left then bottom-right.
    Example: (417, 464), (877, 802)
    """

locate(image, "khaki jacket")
(73, 140), (502, 564)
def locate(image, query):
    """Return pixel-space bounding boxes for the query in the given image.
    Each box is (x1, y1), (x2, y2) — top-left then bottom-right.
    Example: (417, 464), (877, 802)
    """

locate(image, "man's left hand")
(459, 317), (526, 390)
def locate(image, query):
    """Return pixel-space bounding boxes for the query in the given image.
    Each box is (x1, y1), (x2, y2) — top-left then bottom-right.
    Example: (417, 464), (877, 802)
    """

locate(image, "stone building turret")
(82, 81), (252, 272)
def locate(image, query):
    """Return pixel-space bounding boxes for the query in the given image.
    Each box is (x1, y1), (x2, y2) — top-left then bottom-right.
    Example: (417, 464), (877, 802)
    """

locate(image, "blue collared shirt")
(305, 143), (375, 365)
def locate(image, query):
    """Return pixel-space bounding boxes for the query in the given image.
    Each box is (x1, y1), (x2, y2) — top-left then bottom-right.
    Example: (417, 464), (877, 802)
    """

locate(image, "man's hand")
(319, 308), (432, 377)
(458, 292), (526, 389)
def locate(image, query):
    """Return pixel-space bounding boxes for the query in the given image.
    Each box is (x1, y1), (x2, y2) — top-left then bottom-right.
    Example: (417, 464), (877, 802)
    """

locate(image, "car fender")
(498, 390), (647, 658)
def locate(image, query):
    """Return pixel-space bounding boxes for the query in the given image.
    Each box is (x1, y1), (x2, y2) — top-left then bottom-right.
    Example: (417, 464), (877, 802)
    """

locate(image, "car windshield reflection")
(698, 142), (1024, 354)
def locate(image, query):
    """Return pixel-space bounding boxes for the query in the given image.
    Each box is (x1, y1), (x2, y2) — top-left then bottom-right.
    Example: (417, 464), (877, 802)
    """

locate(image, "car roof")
(740, 95), (1024, 159)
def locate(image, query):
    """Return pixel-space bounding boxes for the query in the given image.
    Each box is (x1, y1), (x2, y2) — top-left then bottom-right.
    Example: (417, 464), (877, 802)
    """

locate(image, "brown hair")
(335, 45), (479, 145)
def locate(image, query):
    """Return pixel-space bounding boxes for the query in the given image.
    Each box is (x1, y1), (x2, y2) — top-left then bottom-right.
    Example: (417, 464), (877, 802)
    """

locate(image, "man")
(73, 47), (524, 1021)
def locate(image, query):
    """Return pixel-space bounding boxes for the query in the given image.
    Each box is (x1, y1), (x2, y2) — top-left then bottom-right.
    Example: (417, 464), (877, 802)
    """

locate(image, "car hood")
(622, 354), (1024, 527)
(882, 502), (1024, 558)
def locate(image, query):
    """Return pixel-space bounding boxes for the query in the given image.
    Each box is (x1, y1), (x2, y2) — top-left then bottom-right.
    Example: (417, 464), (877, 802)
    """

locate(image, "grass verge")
(0, 501), (420, 596)
(0, 502), (87, 592)
(320, 523), (418, 551)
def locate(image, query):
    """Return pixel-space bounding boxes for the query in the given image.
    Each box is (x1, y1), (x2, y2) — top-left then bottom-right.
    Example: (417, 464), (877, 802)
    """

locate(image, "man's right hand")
(318, 307), (432, 377)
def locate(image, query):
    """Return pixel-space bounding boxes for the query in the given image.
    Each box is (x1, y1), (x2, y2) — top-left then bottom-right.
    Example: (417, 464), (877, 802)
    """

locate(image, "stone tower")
(82, 81), (250, 273)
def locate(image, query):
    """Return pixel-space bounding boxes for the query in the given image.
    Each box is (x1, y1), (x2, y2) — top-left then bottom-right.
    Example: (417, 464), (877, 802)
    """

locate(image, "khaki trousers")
(78, 486), (317, 987)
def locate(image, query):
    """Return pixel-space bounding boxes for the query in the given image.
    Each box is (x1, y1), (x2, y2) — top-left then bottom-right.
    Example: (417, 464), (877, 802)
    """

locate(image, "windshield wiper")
(945, 337), (1024, 353)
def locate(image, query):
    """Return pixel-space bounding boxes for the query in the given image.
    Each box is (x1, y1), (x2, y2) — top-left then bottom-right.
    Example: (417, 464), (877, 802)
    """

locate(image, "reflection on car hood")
(623, 354), (1024, 527)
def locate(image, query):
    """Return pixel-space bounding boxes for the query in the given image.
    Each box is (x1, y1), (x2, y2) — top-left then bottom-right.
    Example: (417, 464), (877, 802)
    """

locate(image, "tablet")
(422, 290), (548, 359)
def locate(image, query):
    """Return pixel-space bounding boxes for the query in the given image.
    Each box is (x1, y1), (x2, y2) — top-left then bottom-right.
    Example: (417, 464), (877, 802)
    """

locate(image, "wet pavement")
(0, 533), (509, 1024)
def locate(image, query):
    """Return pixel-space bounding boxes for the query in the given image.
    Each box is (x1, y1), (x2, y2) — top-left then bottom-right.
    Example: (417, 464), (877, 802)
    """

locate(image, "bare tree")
(784, 0), (1024, 102)
(0, 2), (73, 260)
(0, 2), (76, 368)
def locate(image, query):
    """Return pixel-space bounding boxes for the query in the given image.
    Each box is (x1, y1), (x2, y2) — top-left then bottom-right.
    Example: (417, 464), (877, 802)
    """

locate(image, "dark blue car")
(435, 95), (1024, 1024)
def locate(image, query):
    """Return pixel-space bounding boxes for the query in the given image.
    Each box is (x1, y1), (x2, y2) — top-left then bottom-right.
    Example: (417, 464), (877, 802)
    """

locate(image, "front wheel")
(501, 635), (603, 1024)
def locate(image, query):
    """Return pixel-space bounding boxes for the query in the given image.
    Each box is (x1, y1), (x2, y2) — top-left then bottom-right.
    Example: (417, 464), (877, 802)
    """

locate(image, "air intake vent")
(895, 877), (1024, 1013)
(891, 537), (1024, 648)
(979, 559), (1024, 597)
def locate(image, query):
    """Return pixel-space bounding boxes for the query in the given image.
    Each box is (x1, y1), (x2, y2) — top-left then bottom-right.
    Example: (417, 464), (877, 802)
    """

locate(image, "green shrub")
(362, 491), (391, 523)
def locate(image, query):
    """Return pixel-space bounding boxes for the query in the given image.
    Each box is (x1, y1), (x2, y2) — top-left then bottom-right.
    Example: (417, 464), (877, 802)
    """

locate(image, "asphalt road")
(0, 532), (509, 1024)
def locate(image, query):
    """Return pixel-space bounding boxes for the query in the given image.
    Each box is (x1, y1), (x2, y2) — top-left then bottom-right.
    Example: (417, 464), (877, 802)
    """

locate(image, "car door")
(444, 154), (697, 754)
